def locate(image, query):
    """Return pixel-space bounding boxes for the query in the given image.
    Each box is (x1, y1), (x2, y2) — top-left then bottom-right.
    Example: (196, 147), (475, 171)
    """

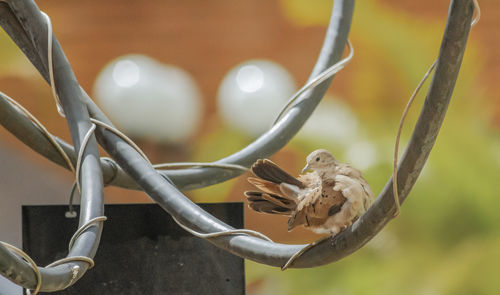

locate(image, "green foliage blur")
(243, 1), (500, 294)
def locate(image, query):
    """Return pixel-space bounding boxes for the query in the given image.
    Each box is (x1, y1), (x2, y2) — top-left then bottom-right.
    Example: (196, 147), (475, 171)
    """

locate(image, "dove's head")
(302, 149), (338, 173)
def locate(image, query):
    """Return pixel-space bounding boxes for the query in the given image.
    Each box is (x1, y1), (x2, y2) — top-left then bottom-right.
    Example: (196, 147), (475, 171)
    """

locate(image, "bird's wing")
(245, 159), (307, 217)
(244, 191), (295, 215)
(296, 172), (322, 210)
(297, 176), (322, 210)
(247, 177), (299, 201)
(336, 163), (362, 179)
(288, 172), (342, 230)
(297, 177), (346, 219)
(336, 164), (375, 211)
(297, 174), (345, 207)
(251, 159), (305, 188)
(359, 178), (375, 211)
(247, 177), (284, 197)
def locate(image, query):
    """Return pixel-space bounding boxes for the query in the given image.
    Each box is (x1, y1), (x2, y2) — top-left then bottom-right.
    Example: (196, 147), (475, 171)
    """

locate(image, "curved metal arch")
(0, 0), (353, 192)
(0, 0), (105, 291)
(96, 0), (475, 269)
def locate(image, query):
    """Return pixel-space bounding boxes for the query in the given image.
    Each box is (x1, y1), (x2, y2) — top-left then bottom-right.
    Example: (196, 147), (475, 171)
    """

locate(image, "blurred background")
(0, 0), (499, 294)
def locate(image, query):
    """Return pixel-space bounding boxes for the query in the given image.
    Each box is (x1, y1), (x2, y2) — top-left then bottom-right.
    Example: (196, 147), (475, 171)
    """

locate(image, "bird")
(244, 149), (375, 236)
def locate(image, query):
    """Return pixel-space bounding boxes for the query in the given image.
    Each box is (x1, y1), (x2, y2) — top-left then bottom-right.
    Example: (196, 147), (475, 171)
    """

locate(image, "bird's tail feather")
(245, 158), (305, 217)
(251, 159), (305, 188)
(244, 191), (294, 215)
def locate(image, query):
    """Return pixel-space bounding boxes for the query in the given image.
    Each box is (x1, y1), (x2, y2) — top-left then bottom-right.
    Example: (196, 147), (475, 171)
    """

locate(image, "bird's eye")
(316, 157), (320, 162)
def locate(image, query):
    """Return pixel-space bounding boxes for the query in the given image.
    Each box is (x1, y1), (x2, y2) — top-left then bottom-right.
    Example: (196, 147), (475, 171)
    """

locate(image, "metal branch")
(0, 0), (354, 278)
(95, 0), (349, 267)
(94, 0), (474, 269)
(0, 0), (352, 191)
(0, 91), (122, 185)
(0, 0), (105, 291)
(287, 0), (475, 267)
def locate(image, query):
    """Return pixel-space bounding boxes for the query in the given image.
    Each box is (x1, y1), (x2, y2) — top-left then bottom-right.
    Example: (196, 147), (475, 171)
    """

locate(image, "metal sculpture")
(0, 0), (476, 292)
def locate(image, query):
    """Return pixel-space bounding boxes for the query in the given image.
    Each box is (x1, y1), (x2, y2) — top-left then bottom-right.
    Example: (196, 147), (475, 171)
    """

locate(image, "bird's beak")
(301, 164), (309, 174)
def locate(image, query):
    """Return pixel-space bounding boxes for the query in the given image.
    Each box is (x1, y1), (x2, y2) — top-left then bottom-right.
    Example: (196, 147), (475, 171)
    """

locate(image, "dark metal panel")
(23, 203), (244, 294)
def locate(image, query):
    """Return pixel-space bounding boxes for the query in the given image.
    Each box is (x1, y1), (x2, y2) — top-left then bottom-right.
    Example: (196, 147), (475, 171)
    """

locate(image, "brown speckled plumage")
(244, 150), (375, 236)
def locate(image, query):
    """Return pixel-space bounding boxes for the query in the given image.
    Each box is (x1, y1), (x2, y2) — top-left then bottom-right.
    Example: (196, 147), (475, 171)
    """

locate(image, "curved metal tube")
(0, 0), (105, 291)
(287, 0), (475, 266)
(93, 0), (355, 269)
(0, 0), (352, 191)
(96, 0), (474, 269)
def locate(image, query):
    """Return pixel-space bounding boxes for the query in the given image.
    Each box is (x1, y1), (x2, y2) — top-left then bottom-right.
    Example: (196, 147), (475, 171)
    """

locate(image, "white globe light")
(217, 60), (296, 136)
(297, 97), (358, 146)
(93, 54), (203, 143)
(345, 140), (378, 170)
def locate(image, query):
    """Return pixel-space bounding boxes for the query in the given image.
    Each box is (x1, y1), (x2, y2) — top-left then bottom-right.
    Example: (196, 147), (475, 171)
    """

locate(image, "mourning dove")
(244, 149), (375, 236)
